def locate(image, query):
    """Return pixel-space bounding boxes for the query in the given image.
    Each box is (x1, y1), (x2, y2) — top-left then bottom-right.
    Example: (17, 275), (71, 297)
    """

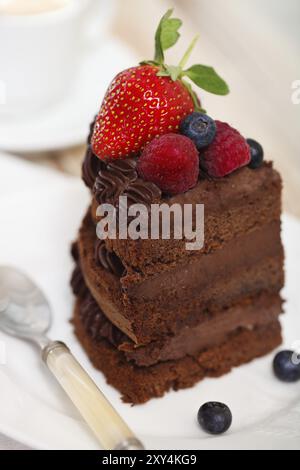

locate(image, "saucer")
(0, 38), (138, 154)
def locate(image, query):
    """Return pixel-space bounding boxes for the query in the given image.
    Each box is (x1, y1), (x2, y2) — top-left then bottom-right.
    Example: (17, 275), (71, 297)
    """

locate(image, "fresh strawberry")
(91, 9), (229, 160)
(92, 65), (194, 160)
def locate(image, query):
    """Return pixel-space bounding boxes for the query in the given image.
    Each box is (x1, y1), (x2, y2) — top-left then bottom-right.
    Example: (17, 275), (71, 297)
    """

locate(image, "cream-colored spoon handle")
(43, 341), (144, 450)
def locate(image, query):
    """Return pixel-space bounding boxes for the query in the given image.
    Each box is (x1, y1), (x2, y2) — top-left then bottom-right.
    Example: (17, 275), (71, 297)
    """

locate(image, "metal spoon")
(0, 266), (144, 450)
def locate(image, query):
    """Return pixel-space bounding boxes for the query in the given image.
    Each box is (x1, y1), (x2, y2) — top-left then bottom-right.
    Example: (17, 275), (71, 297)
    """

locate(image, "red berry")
(202, 121), (251, 177)
(137, 134), (199, 195)
(91, 65), (194, 160)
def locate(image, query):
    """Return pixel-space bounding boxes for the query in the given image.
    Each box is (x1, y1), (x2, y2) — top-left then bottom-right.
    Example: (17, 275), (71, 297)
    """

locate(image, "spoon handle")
(42, 341), (144, 450)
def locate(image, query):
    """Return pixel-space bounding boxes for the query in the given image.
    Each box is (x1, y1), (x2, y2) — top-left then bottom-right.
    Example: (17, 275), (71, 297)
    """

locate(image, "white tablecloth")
(0, 152), (73, 450)
(0, 433), (29, 450)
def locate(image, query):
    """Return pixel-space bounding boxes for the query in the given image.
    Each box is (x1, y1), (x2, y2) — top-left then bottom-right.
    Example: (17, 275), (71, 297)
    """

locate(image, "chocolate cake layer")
(78, 211), (284, 344)
(73, 301), (282, 404)
(76, 285), (282, 367)
(91, 162), (282, 270)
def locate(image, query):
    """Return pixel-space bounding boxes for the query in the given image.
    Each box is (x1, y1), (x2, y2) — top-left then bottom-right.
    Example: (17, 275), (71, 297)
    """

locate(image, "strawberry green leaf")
(154, 9), (182, 64)
(184, 65), (229, 95)
(161, 18), (182, 50)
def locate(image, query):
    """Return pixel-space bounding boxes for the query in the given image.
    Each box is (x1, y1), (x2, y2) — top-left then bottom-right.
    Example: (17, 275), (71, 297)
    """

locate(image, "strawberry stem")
(179, 35), (199, 69)
(148, 10), (229, 104)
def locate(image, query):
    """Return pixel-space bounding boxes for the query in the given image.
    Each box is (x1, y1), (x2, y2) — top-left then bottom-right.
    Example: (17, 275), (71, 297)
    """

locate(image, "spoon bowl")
(0, 266), (51, 339)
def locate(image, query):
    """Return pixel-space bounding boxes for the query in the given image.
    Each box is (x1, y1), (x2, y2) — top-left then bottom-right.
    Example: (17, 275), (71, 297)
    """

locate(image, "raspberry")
(202, 121), (251, 177)
(137, 134), (199, 195)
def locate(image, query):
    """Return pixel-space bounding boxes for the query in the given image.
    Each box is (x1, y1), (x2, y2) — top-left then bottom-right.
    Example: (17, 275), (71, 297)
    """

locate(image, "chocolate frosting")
(93, 157), (161, 207)
(95, 239), (125, 277)
(71, 257), (127, 346)
(123, 179), (162, 207)
(93, 158), (137, 204)
(70, 266), (88, 298)
(80, 293), (127, 347)
(70, 241), (79, 263)
(107, 158), (138, 177)
(82, 146), (104, 189)
(76, 282), (282, 367)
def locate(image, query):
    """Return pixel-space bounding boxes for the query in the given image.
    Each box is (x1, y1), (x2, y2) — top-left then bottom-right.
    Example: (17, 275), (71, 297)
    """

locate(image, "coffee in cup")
(0, 0), (70, 15)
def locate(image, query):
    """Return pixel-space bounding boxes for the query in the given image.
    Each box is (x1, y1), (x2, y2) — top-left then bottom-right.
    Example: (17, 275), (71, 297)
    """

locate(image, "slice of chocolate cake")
(78, 162), (283, 344)
(71, 11), (284, 404)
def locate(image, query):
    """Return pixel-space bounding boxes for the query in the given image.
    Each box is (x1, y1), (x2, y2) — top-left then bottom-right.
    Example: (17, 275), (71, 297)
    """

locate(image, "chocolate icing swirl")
(70, 241), (79, 262)
(80, 293), (126, 347)
(94, 240), (125, 277)
(93, 158), (138, 204)
(93, 157), (162, 209)
(123, 179), (162, 207)
(107, 159), (138, 176)
(82, 145), (103, 189)
(70, 266), (88, 298)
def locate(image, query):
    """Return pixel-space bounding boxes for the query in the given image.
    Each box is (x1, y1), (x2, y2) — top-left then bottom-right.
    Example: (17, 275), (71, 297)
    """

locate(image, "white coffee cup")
(0, 0), (101, 116)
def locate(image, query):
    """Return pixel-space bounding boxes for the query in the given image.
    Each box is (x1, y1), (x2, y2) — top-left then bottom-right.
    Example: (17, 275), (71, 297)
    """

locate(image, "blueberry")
(197, 402), (232, 435)
(180, 113), (216, 150)
(273, 350), (300, 383)
(247, 138), (264, 169)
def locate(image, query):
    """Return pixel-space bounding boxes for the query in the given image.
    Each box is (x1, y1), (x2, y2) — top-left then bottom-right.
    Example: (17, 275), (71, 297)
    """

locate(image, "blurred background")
(0, 0), (299, 215)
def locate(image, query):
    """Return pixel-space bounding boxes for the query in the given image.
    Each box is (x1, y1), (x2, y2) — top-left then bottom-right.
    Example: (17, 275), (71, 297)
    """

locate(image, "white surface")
(0, 432), (29, 450)
(0, 152), (299, 450)
(0, 36), (138, 153)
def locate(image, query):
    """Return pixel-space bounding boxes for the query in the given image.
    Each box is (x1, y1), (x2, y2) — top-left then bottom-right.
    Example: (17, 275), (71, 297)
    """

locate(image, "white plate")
(0, 38), (138, 154)
(0, 161), (299, 449)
